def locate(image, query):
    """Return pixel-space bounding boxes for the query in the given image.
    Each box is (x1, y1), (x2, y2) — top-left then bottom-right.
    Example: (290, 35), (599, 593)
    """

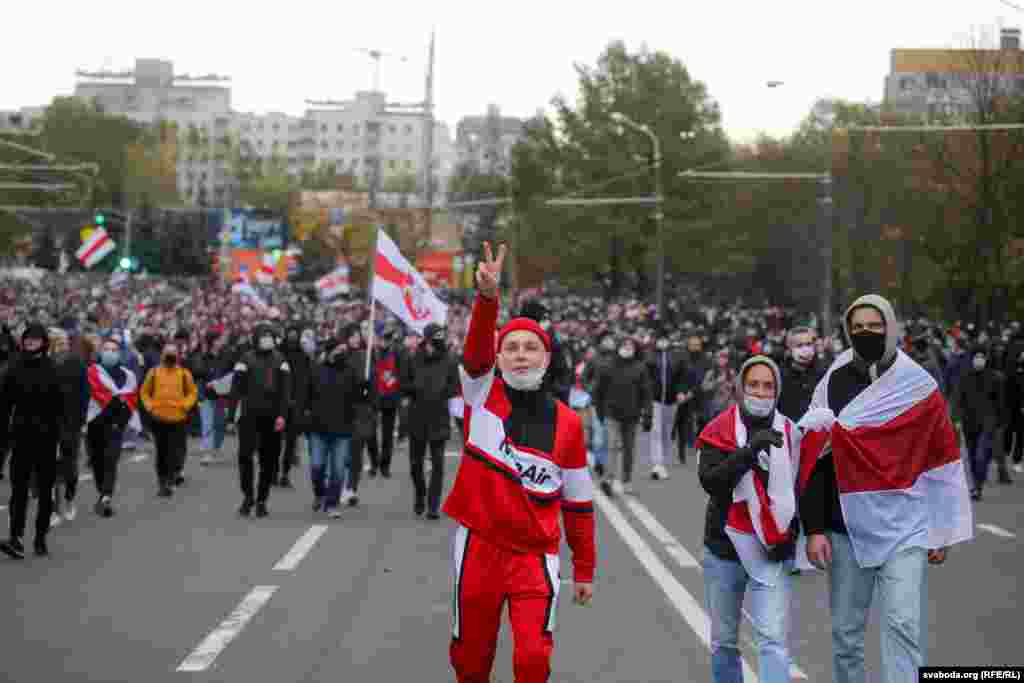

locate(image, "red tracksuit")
(443, 293), (596, 683)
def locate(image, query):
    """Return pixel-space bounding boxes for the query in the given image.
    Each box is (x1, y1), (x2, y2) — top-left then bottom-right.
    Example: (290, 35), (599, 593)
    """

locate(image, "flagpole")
(364, 224), (381, 381)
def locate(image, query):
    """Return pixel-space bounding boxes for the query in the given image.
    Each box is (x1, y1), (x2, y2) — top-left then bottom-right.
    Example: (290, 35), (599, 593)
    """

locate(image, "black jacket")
(0, 353), (66, 442)
(543, 333), (573, 404)
(402, 348), (459, 442)
(777, 361), (824, 422)
(799, 355), (895, 536)
(645, 349), (690, 404)
(698, 410), (793, 562)
(52, 351), (89, 431)
(283, 346), (315, 421)
(594, 355), (652, 422)
(231, 349), (292, 421)
(347, 349), (378, 440)
(303, 358), (360, 435)
(954, 367), (1004, 432)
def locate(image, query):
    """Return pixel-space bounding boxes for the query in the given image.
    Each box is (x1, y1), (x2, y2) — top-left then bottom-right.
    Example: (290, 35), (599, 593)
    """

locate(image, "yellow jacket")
(141, 366), (199, 425)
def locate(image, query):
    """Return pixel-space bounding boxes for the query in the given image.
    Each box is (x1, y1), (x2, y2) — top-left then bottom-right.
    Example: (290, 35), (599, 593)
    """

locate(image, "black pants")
(379, 402), (399, 474)
(8, 433), (58, 540)
(238, 416), (282, 503)
(280, 422), (302, 476)
(56, 428), (81, 503)
(87, 422), (124, 498)
(349, 434), (379, 493)
(410, 437), (446, 514)
(151, 420), (187, 486)
(1004, 417), (1024, 463)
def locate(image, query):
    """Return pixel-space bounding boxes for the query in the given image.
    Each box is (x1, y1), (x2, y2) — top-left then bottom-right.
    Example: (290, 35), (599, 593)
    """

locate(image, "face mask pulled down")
(503, 366), (547, 392)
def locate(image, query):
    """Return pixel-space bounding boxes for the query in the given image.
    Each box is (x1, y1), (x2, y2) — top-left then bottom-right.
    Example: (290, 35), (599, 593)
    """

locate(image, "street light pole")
(610, 112), (664, 319)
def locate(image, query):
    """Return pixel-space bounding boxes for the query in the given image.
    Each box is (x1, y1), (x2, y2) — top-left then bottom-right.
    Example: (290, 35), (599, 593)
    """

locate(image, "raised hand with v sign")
(475, 241), (506, 299)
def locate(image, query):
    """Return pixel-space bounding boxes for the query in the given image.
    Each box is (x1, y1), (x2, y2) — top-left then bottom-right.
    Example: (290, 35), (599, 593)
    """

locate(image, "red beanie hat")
(497, 317), (551, 352)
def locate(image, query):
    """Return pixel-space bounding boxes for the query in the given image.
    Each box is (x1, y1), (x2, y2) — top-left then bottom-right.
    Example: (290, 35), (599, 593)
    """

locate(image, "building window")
(405, 124), (413, 135)
(272, 123), (280, 132)
(352, 125), (360, 135)
(337, 123), (344, 133)
(321, 141), (328, 150)
(389, 124), (397, 134)
(925, 73), (946, 89)
(321, 124), (327, 133)
(352, 158), (360, 168)
(900, 77), (914, 91)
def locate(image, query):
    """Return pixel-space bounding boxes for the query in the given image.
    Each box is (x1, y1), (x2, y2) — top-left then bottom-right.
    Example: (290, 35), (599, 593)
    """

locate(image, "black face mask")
(851, 331), (886, 365)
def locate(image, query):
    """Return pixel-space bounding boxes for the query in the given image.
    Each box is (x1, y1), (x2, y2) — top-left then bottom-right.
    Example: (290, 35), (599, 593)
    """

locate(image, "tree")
(507, 41), (730, 296)
(383, 170), (419, 208)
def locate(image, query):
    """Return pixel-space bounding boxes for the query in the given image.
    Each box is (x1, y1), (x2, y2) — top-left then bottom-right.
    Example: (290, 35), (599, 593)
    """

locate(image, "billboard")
(208, 209), (288, 250)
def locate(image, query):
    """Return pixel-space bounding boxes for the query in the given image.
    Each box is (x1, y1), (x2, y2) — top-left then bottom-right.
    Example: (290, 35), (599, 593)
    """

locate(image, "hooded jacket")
(0, 323), (65, 439)
(800, 294), (901, 537)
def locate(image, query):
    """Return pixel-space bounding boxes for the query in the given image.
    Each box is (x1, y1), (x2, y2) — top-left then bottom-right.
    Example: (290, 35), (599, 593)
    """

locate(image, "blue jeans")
(308, 433), (351, 510)
(199, 400), (226, 451)
(703, 548), (791, 683)
(966, 428), (994, 488)
(829, 531), (927, 683)
(590, 410), (608, 467)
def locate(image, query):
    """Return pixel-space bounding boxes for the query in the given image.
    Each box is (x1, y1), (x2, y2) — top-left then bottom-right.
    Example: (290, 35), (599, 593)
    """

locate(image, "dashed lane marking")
(273, 525), (329, 571)
(176, 586), (278, 672)
(978, 523), (1016, 539)
(593, 485), (759, 682)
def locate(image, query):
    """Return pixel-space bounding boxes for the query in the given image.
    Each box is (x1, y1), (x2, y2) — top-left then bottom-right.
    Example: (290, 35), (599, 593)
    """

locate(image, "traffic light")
(119, 257), (132, 270)
(95, 212), (106, 229)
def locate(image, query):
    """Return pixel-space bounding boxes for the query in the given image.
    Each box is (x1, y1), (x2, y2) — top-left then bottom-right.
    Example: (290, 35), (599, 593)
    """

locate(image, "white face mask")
(656, 340), (669, 351)
(619, 347), (635, 359)
(259, 336), (275, 351)
(744, 395), (775, 418)
(973, 357), (987, 371)
(793, 344), (815, 364)
(503, 366), (547, 391)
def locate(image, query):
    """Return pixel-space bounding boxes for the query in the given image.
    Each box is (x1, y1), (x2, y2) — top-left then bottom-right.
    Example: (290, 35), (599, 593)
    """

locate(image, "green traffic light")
(119, 257), (131, 269)
(95, 213), (106, 226)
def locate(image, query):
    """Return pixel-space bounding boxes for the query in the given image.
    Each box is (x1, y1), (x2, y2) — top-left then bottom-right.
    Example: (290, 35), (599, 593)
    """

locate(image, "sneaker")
(363, 462), (372, 473)
(279, 475), (293, 489)
(174, 474), (186, 487)
(998, 470), (1012, 485)
(50, 513), (62, 528)
(594, 463), (606, 478)
(239, 499), (254, 517)
(158, 485), (173, 498)
(0, 537), (24, 560)
(340, 489), (354, 506)
(380, 468), (391, 479)
(255, 502), (269, 518)
(1013, 463), (1024, 474)
(600, 479), (614, 497)
(312, 497), (323, 512)
(347, 493), (360, 508)
(970, 487), (982, 501)
(368, 468), (378, 479)
(426, 511), (441, 521)
(327, 508), (342, 519)
(97, 496), (114, 517)
(33, 538), (48, 557)
(651, 464), (670, 481)
(63, 502), (77, 522)
(414, 500), (425, 517)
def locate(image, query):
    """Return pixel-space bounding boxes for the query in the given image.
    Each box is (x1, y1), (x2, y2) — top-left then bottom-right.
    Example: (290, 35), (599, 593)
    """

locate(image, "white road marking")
(176, 586), (278, 672)
(623, 494), (808, 680)
(978, 523), (1016, 539)
(622, 497), (700, 568)
(593, 487), (759, 682)
(273, 525), (328, 571)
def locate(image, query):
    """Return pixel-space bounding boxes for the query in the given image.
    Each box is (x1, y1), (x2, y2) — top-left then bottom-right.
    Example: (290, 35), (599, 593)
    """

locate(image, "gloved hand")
(749, 429), (783, 456)
(359, 381), (371, 400)
(641, 412), (653, 432)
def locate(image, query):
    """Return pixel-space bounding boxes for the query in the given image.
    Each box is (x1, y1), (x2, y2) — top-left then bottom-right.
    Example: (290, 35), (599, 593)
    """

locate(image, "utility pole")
(818, 175), (834, 337)
(422, 31), (436, 238)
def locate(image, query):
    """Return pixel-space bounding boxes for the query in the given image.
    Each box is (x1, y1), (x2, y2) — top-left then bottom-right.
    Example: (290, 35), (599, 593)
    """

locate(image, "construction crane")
(354, 48), (408, 92)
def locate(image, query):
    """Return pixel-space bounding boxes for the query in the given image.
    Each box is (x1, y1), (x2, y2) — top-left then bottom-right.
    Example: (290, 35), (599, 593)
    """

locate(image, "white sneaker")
(1013, 463), (1024, 474)
(651, 464), (670, 481)
(363, 462), (372, 472)
(64, 503), (77, 522)
(327, 508), (342, 519)
(50, 513), (62, 528)
(611, 480), (625, 497)
(340, 489), (354, 505)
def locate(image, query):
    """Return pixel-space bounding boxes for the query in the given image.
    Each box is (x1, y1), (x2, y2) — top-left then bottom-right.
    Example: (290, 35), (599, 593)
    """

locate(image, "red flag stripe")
(374, 251), (411, 289)
(79, 233), (112, 264)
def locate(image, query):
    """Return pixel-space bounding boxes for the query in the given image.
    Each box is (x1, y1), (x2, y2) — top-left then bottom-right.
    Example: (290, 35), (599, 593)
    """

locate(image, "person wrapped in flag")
(697, 354), (798, 683)
(443, 243), (596, 683)
(796, 294), (973, 683)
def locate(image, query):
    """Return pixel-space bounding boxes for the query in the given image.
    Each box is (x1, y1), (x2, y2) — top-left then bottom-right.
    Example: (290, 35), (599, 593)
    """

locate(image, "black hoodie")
(0, 324), (65, 440)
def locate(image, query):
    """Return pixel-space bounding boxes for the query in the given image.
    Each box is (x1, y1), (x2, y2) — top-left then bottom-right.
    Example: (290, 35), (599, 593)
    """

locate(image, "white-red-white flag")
(795, 349), (973, 570)
(316, 262), (351, 300)
(256, 252), (277, 284)
(371, 229), (446, 333)
(76, 228), (116, 269)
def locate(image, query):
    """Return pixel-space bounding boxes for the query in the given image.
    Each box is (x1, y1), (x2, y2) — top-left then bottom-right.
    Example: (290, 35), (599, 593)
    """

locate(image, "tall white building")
(71, 58), (456, 207)
(455, 104), (527, 175)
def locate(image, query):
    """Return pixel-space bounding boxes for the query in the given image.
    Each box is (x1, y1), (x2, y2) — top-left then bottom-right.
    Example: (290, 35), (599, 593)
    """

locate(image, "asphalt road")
(0, 431), (1020, 682)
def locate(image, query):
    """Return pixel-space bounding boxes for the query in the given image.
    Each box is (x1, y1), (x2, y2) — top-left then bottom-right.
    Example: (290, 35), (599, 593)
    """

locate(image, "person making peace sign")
(443, 242), (597, 683)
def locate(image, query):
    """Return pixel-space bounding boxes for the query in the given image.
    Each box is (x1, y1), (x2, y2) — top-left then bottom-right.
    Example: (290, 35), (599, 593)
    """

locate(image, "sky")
(3, 0), (1021, 143)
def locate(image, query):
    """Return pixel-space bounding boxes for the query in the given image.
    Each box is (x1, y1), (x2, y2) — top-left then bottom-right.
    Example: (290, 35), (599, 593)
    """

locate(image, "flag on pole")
(316, 262), (351, 300)
(76, 228), (116, 269)
(372, 230), (447, 333)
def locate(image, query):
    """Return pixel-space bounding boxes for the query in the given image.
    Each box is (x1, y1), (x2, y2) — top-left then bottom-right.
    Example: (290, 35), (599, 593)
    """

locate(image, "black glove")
(359, 381), (371, 400)
(748, 429), (783, 457)
(641, 412), (653, 432)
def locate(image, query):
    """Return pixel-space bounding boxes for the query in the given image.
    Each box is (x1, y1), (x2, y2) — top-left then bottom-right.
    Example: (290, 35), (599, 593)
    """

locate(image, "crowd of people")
(0, 262), (1014, 681)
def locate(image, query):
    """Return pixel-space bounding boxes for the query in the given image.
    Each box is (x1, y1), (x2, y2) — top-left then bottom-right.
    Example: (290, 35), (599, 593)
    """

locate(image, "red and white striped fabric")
(255, 252), (277, 284)
(795, 349), (973, 570)
(697, 405), (797, 586)
(372, 229), (446, 334)
(76, 229), (116, 269)
(316, 263), (350, 300)
(86, 363), (142, 433)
